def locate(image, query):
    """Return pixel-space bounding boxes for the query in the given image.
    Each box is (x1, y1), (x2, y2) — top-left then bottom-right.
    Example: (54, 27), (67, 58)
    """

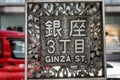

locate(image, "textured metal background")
(40, 16), (90, 66)
(26, 0), (106, 79)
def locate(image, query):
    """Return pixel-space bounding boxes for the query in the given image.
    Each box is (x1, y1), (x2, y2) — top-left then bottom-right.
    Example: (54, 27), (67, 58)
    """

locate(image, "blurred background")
(0, 0), (24, 32)
(0, 0), (120, 79)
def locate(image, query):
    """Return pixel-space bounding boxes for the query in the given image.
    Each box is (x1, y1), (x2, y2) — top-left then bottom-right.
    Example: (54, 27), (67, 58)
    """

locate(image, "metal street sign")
(26, 0), (106, 80)
(40, 16), (90, 66)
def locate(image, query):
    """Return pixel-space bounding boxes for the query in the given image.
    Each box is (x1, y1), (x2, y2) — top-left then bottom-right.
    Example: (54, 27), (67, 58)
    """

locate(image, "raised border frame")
(25, 0), (106, 80)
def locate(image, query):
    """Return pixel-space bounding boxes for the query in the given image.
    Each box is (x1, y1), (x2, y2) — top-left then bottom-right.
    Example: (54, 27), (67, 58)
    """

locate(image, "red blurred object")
(0, 30), (24, 80)
(0, 30), (24, 38)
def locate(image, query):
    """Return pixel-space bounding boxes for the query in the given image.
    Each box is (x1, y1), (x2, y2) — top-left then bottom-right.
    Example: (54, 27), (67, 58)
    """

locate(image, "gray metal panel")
(25, 0), (106, 80)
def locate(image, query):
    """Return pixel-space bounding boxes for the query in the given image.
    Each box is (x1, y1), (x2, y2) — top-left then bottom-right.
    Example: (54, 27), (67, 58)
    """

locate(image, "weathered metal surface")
(26, 0), (106, 79)
(40, 16), (90, 66)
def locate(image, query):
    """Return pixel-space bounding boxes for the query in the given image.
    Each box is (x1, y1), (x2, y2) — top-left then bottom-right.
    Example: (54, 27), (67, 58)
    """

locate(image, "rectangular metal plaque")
(26, 0), (106, 80)
(40, 16), (90, 66)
